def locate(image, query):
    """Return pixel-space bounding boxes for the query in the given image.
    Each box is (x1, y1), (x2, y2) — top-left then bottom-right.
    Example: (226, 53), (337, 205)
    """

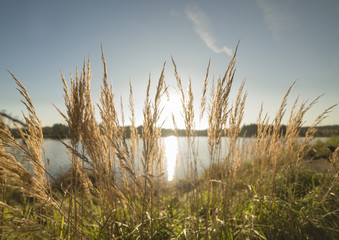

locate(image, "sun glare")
(164, 136), (178, 181)
(163, 93), (182, 128)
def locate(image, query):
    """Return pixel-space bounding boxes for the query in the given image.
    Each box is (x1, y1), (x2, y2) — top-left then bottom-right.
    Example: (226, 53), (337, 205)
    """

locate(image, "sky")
(0, 0), (338, 129)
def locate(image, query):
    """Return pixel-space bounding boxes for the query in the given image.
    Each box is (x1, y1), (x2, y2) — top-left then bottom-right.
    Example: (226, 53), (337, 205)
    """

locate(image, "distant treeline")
(239, 124), (339, 137)
(6, 123), (339, 139)
(8, 124), (70, 139)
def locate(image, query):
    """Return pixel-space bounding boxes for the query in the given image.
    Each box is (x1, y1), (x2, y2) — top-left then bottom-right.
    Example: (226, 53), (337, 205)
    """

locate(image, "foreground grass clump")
(0, 45), (338, 239)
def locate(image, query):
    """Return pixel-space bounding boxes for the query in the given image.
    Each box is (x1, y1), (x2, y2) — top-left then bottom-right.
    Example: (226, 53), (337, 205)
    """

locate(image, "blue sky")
(0, 0), (338, 129)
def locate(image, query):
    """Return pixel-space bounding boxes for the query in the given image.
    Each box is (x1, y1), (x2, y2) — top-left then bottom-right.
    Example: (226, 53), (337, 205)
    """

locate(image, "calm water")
(40, 137), (236, 181)
(42, 137), (214, 181)
(9, 137), (330, 181)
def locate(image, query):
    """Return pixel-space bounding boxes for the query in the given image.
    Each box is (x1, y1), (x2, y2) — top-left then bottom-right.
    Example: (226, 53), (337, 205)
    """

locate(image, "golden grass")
(0, 44), (338, 239)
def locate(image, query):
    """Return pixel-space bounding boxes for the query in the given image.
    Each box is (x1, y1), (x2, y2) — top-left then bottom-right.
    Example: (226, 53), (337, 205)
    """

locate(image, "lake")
(42, 136), (214, 181)
(38, 136), (329, 181)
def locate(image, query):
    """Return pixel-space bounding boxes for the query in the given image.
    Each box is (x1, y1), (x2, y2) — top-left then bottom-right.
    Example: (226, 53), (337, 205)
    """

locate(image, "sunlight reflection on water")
(8, 137), (328, 181)
(164, 136), (178, 181)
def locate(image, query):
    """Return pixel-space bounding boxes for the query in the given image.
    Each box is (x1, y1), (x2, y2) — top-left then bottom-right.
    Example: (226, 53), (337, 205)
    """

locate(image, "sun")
(162, 92), (183, 128)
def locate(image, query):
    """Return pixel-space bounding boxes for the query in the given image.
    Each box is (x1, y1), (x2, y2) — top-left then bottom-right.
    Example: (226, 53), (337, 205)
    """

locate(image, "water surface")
(9, 137), (330, 181)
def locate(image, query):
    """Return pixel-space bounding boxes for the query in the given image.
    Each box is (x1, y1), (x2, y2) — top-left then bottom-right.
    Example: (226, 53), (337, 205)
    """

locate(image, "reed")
(0, 45), (338, 239)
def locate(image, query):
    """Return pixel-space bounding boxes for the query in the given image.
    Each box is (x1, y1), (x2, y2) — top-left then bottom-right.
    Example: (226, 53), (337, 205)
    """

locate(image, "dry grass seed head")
(296, 102), (337, 165)
(8, 72), (47, 188)
(199, 59), (210, 121)
(142, 64), (167, 176)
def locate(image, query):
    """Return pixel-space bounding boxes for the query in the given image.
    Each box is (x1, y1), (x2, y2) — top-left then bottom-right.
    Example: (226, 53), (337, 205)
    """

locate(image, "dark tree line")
(4, 123), (338, 139)
(1, 112), (338, 139)
(240, 124), (339, 137)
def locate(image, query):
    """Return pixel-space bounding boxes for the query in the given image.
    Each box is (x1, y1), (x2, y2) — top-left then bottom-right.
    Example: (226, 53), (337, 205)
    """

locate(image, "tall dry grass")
(0, 73), (79, 238)
(0, 44), (338, 239)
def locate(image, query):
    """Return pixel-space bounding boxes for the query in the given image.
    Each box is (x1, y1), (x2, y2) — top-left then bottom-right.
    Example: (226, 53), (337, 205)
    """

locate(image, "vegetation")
(1, 45), (338, 239)
(240, 124), (339, 138)
(2, 115), (339, 139)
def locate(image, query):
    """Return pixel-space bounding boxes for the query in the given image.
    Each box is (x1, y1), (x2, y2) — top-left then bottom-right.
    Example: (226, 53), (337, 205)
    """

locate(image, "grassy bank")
(1, 46), (338, 239)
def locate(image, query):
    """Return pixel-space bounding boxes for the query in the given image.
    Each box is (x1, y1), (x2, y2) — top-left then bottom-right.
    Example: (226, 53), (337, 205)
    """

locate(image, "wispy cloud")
(185, 6), (232, 56)
(256, 0), (296, 41)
